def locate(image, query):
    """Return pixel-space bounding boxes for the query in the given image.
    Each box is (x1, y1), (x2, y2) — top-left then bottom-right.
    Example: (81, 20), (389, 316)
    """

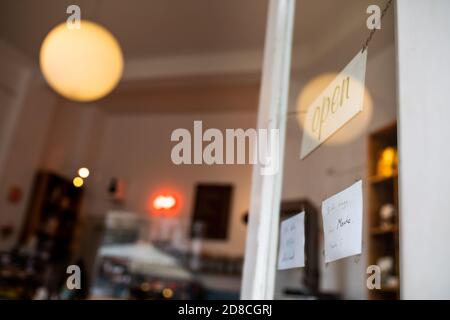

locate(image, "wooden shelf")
(369, 172), (398, 184)
(379, 284), (399, 293)
(370, 224), (398, 236)
(371, 284), (399, 294)
(19, 170), (83, 261)
(367, 122), (400, 300)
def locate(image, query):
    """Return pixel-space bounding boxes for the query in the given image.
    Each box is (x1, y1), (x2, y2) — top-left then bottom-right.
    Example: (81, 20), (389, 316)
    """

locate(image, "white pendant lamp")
(40, 20), (123, 102)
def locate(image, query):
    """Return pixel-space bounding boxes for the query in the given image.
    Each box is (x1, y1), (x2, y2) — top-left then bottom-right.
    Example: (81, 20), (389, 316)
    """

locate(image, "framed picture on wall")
(190, 184), (233, 240)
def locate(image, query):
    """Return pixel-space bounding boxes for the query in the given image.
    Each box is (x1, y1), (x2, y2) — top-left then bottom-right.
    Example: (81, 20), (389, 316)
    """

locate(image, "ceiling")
(0, 0), (394, 113)
(0, 0), (391, 62)
(0, 0), (267, 60)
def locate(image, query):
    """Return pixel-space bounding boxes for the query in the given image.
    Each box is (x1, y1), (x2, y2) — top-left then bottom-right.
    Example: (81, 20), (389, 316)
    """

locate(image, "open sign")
(300, 49), (368, 159)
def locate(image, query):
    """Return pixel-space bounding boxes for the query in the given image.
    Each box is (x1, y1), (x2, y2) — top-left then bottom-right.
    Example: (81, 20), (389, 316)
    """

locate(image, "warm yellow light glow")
(377, 147), (398, 177)
(296, 73), (373, 145)
(40, 20), (123, 102)
(140, 282), (151, 292)
(162, 288), (174, 299)
(73, 177), (84, 188)
(78, 167), (90, 178)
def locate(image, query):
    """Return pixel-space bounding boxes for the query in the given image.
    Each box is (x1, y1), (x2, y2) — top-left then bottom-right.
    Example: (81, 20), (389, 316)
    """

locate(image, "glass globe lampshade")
(40, 20), (123, 102)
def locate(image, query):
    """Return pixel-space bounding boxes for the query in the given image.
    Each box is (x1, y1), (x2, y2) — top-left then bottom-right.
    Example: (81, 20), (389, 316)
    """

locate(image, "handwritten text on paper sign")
(300, 50), (367, 159)
(322, 180), (363, 263)
(278, 212), (305, 270)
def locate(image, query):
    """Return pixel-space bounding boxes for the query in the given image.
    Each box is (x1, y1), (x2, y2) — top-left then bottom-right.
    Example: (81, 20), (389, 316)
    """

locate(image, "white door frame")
(241, 0), (295, 300)
(395, 0), (450, 299)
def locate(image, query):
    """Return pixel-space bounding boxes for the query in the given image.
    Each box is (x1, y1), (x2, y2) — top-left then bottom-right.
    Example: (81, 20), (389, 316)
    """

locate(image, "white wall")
(0, 39), (32, 187)
(396, 0), (450, 299)
(0, 40), (58, 250)
(41, 100), (105, 177)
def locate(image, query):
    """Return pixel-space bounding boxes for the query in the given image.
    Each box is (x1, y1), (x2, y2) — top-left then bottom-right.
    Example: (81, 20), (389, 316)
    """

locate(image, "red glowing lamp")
(152, 194), (177, 211)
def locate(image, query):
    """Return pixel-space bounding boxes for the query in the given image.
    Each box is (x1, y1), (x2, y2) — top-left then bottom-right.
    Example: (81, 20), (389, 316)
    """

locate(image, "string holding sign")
(275, 1), (393, 159)
(362, 0), (393, 52)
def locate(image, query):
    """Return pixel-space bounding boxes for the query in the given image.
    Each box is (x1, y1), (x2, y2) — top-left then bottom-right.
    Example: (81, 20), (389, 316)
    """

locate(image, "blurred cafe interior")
(0, 0), (449, 300)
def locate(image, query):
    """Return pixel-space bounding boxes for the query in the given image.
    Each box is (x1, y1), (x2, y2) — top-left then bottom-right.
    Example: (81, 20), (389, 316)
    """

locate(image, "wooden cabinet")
(19, 170), (83, 262)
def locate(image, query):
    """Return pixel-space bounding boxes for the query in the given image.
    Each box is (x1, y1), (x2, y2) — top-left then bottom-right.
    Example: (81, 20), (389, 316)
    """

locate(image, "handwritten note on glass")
(322, 180), (363, 263)
(278, 212), (305, 270)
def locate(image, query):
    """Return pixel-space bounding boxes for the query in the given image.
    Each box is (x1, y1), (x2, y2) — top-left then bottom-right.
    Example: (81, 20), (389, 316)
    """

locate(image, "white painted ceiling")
(0, 0), (267, 60)
(0, 0), (391, 62)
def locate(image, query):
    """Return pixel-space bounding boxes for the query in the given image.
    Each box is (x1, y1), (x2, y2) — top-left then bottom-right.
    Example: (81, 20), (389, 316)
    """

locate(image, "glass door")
(273, 0), (398, 300)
